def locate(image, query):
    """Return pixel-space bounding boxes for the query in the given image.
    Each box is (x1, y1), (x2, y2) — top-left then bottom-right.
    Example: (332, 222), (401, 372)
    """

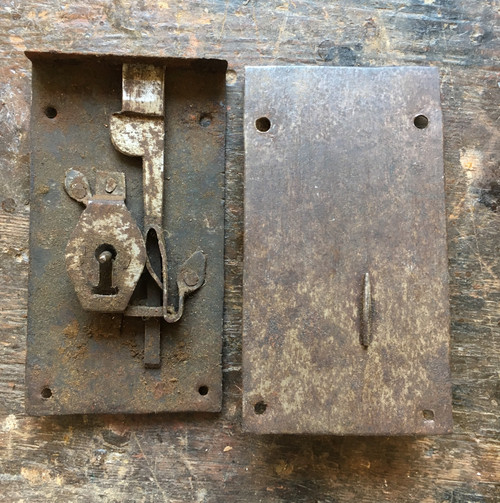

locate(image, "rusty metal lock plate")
(242, 66), (452, 435)
(26, 53), (226, 415)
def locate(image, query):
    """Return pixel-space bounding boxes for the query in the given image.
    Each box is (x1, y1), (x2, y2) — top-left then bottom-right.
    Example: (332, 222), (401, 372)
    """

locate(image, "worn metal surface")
(122, 64), (165, 117)
(26, 53), (226, 415)
(243, 66), (452, 435)
(65, 170), (147, 312)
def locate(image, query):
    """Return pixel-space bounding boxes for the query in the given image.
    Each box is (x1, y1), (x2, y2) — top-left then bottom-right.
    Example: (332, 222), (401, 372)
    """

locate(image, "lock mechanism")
(26, 53), (226, 415)
(64, 65), (207, 369)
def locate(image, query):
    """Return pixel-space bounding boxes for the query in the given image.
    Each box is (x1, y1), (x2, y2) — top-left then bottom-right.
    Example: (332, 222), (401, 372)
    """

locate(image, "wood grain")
(0, 0), (498, 501)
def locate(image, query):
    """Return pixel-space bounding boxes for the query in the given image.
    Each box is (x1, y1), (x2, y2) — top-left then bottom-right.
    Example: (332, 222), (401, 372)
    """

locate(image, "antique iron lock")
(27, 55), (452, 435)
(26, 53), (226, 415)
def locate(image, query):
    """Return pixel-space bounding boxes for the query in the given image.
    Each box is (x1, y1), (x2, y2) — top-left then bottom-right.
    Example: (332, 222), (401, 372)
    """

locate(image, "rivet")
(105, 178), (117, 193)
(71, 182), (87, 200)
(183, 270), (199, 287)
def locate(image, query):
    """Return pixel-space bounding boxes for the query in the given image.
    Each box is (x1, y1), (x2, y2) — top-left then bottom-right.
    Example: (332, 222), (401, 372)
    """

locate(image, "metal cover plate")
(243, 66), (452, 434)
(26, 54), (225, 415)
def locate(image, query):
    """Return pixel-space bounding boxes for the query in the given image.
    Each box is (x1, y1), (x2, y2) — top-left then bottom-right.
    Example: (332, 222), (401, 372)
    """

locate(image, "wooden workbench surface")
(0, 1), (498, 501)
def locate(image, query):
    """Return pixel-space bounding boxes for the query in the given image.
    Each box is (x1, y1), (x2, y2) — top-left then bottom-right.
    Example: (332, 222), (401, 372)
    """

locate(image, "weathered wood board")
(0, 1), (498, 502)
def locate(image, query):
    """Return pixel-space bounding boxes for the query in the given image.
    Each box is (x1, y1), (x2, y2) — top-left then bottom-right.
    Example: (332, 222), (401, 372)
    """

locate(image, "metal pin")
(360, 272), (373, 347)
(92, 249), (118, 296)
(98, 251), (113, 264)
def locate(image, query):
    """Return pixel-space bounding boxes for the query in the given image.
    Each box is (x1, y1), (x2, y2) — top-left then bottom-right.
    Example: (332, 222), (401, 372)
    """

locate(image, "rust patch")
(173, 341), (189, 363)
(84, 314), (123, 339)
(62, 320), (79, 338)
(36, 184), (50, 195)
(153, 379), (178, 399)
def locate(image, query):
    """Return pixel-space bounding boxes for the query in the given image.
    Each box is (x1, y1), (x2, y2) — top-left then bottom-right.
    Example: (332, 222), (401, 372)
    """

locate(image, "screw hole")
(414, 114), (429, 129)
(255, 117), (271, 132)
(199, 113), (212, 127)
(254, 401), (267, 415)
(41, 387), (52, 399)
(198, 385), (209, 396)
(45, 106), (57, 119)
(422, 409), (434, 420)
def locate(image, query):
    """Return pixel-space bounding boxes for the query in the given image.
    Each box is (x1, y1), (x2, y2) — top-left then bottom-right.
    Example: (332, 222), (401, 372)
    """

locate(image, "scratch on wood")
(219, 0), (229, 41)
(272, 2), (291, 59)
(132, 432), (169, 502)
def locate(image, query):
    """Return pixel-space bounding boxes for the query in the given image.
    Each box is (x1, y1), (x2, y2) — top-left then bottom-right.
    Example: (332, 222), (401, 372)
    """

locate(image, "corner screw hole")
(414, 114), (429, 129)
(45, 106), (57, 119)
(199, 113), (212, 127)
(198, 385), (209, 396)
(255, 117), (271, 132)
(422, 409), (434, 421)
(254, 401), (267, 415)
(41, 387), (52, 399)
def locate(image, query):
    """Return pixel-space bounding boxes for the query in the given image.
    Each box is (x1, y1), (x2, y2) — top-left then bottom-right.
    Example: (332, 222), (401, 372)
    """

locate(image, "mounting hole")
(44, 106), (57, 119)
(41, 387), (52, 399)
(198, 385), (209, 396)
(422, 409), (435, 420)
(255, 117), (271, 132)
(254, 401), (267, 415)
(414, 114), (429, 129)
(199, 113), (212, 127)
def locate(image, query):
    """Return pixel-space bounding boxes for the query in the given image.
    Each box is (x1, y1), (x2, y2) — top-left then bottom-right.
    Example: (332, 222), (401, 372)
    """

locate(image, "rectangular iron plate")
(243, 66), (452, 434)
(26, 54), (226, 415)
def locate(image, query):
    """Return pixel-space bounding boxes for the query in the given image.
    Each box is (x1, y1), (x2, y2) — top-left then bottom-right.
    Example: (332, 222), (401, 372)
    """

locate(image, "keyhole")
(92, 244), (118, 295)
